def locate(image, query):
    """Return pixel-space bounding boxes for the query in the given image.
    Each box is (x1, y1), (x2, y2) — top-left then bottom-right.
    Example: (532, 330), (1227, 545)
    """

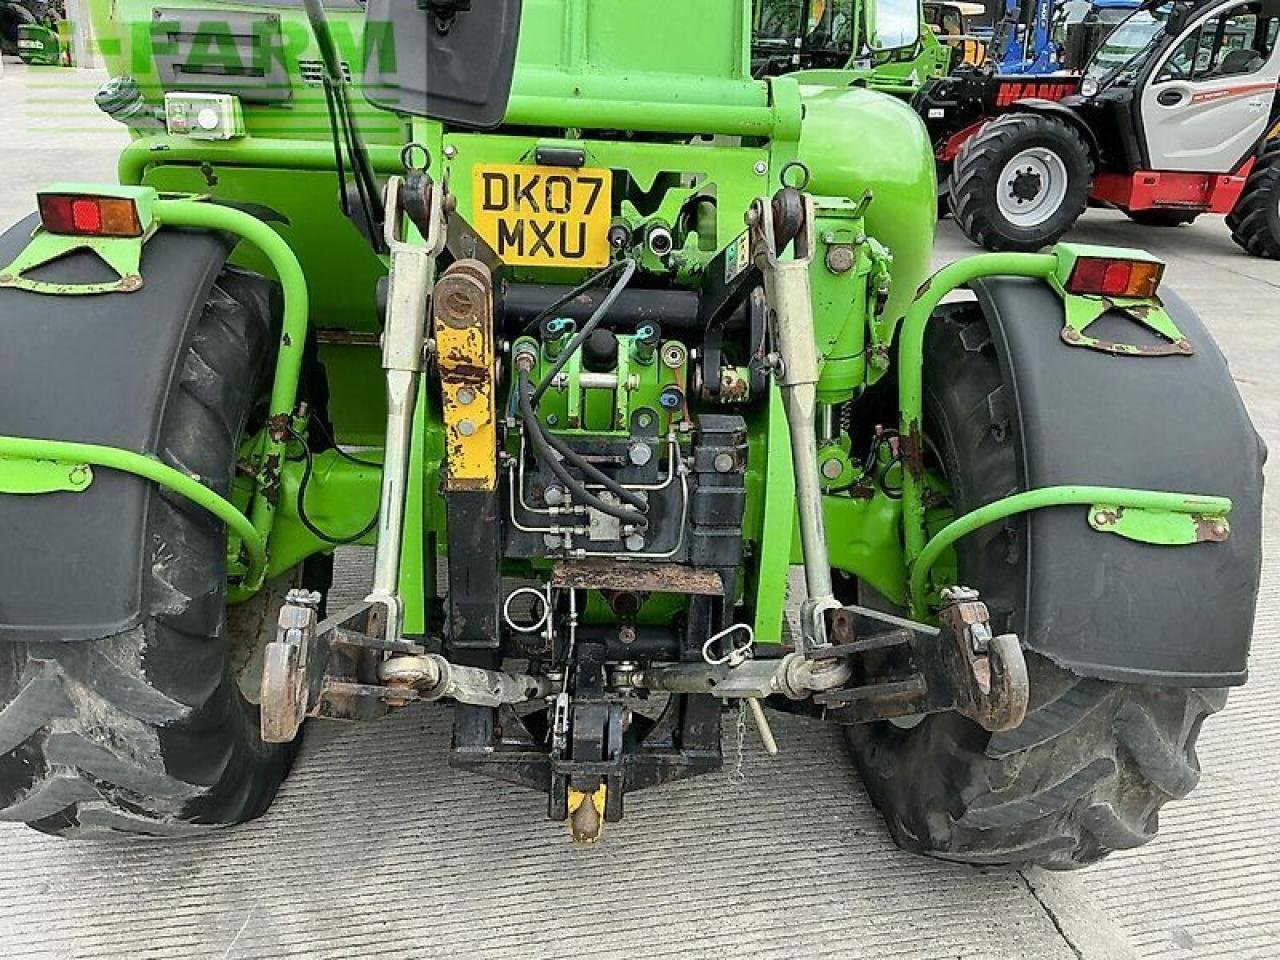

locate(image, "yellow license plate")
(472, 164), (612, 268)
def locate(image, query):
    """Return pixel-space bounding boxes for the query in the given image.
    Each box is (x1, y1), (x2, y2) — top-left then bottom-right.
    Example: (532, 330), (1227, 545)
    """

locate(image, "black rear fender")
(970, 276), (1264, 686)
(0, 215), (240, 641)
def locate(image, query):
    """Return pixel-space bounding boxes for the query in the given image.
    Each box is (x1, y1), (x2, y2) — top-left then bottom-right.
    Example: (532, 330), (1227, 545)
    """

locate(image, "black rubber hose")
(287, 426), (380, 545)
(520, 258), (634, 335)
(538, 425), (649, 512)
(302, 0), (381, 234)
(532, 259), (637, 405)
(518, 368), (647, 529)
(320, 76), (350, 217)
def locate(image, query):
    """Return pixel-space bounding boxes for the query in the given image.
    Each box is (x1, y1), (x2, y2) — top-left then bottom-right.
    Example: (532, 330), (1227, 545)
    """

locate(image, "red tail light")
(1065, 256), (1163, 299)
(37, 193), (143, 238)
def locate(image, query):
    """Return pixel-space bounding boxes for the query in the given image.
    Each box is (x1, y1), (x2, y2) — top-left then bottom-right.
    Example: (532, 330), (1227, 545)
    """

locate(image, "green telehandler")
(0, 0), (1263, 865)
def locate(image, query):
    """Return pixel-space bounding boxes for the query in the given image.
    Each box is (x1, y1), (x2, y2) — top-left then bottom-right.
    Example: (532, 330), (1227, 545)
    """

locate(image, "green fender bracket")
(0, 435), (265, 588)
(0, 184), (157, 295)
(896, 245), (1231, 618)
(1048, 243), (1192, 357)
(0, 455), (93, 494)
(908, 485), (1232, 617)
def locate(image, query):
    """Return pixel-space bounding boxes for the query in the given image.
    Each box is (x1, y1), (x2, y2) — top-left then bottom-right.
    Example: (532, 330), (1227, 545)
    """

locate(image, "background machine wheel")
(1227, 138), (1280, 260)
(845, 303), (1228, 869)
(0, 267), (316, 838)
(951, 114), (1094, 252)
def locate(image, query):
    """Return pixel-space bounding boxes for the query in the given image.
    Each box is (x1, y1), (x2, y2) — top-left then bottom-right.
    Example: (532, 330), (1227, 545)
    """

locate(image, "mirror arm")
(304, 0), (382, 232)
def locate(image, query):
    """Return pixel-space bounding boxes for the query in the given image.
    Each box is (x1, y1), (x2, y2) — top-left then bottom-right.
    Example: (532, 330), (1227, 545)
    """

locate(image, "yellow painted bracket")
(433, 260), (498, 492)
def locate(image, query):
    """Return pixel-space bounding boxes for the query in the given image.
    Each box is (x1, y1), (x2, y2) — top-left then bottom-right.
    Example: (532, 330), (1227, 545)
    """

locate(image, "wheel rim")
(996, 147), (1070, 228)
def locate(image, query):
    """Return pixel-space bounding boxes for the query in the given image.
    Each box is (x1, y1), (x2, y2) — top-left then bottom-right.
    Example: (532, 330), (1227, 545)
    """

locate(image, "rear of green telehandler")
(0, 0), (1263, 865)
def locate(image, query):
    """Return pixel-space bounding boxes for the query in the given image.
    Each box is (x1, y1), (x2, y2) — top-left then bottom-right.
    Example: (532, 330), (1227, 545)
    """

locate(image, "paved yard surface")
(1, 59), (1277, 960)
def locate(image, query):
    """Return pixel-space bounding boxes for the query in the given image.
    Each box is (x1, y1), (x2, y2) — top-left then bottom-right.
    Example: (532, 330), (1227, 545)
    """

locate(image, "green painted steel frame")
(909, 487), (1233, 614)
(897, 247), (1234, 618)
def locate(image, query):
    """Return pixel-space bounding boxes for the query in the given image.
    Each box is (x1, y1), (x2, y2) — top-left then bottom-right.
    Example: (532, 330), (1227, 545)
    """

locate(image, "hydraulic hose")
(532, 259), (637, 404)
(301, 0), (381, 234)
(521, 258), (636, 335)
(539, 425), (649, 512)
(518, 367), (648, 529)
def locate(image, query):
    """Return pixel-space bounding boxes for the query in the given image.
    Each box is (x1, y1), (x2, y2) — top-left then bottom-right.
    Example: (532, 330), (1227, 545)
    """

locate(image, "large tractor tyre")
(950, 114), (1094, 252)
(845, 302), (1227, 869)
(1124, 209), (1199, 227)
(0, 267), (316, 838)
(1227, 138), (1280, 259)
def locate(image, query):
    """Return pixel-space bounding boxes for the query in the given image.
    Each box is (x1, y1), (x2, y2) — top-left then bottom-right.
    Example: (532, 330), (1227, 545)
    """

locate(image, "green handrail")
(0, 436), (265, 586)
(118, 137), (406, 187)
(908, 485), (1232, 616)
(153, 198), (311, 549)
(897, 252), (1058, 569)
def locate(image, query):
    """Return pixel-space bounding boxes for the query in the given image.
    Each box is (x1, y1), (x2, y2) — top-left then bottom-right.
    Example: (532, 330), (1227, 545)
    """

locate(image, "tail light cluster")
(1064, 256), (1164, 299)
(37, 192), (144, 238)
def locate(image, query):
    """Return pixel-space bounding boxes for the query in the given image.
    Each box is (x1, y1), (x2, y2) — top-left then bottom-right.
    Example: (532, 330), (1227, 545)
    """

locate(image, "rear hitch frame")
(635, 589), (1029, 733)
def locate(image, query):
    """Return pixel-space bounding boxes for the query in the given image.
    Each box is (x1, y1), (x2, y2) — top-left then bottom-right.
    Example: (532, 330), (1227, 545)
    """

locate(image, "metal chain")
(728, 700), (747, 786)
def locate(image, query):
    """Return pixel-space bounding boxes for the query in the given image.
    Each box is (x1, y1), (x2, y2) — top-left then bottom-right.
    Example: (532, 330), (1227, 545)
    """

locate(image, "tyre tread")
(846, 302), (1227, 869)
(0, 270), (300, 837)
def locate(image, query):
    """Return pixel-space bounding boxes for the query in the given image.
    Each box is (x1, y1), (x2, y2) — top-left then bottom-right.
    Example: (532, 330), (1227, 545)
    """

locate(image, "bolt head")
(629, 442), (653, 466)
(713, 452), (736, 474)
(753, 160), (768, 175)
(443, 145), (458, 159)
(825, 246), (855, 274)
(457, 419), (476, 436)
(624, 534), (646, 552)
(820, 457), (844, 480)
(456, 386), (476, 406)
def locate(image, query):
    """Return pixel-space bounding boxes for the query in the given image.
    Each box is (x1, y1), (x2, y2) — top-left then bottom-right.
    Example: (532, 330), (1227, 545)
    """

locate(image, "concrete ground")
(0, 60), (1277, 960)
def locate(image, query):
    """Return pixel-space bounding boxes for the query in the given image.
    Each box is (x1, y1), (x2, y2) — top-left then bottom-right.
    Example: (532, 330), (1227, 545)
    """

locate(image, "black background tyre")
(845, 302), (1227, 869)
(951, 114), (1094, 252)
(1227, 138), (1280, 259)
(0, 265), (322, 837)
(1124, 209), (1198, 227)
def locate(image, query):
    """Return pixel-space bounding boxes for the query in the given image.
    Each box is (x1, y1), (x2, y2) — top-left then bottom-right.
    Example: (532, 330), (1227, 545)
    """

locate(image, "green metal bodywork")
(0, 0), (1235, 643)
(753, 0), (953, 95)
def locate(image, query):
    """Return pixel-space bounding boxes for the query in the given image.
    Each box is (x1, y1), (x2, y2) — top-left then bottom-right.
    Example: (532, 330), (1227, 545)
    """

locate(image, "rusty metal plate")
(550, 559), (724, 596)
